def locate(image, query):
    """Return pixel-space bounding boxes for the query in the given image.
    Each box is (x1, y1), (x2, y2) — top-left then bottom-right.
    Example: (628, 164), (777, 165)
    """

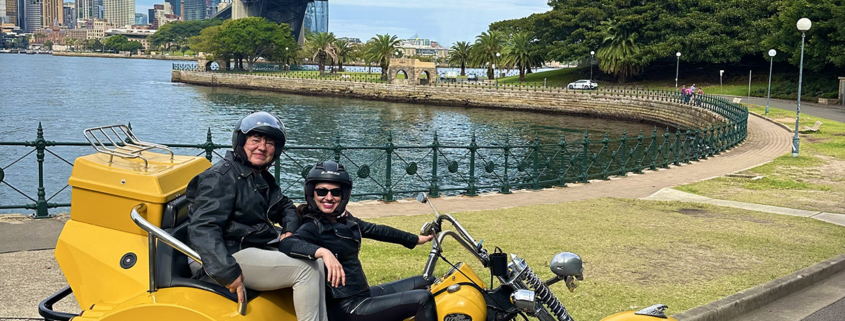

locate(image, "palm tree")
(596, 20), (642, 83)
(471, 30), (506, 79)
(333, 39), (353, 72)
(306, 32), (338, 73)
(366, 34), (400, 81)
(506, 32), (534, 82)
(448, 41), (472, 76)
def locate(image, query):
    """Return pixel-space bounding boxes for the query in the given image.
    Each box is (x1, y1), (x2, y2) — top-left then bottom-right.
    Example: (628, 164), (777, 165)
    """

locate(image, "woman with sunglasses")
(279, 161), (437, 321)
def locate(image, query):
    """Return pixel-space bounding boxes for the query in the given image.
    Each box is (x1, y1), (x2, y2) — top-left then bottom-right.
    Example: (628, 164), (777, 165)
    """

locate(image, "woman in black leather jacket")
(279, 161), (438, 321)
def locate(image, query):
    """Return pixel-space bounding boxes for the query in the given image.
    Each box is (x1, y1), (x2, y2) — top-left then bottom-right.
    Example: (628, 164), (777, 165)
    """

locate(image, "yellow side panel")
(601, 311), (678, 321)
(55, 220), (149, 309)
(430, 263), (487, 321)
(94, 288), (296, 321)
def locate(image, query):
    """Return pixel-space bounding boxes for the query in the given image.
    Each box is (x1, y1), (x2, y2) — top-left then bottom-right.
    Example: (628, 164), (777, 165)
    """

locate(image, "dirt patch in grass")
(773, 117), (795, 123)
(804, 136), (831, 143)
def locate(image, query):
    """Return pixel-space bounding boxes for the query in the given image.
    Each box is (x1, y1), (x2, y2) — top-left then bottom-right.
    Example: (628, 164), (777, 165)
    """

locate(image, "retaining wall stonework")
(172, 71), (725, 129)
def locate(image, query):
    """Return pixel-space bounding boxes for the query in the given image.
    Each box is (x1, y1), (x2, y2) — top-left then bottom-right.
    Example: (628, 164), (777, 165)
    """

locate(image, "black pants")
(330, 276), (437, 321)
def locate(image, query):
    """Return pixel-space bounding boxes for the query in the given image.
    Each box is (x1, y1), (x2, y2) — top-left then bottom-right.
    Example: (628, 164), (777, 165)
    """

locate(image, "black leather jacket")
(187, 151), (300, 286)
(279, 211), (418, 299)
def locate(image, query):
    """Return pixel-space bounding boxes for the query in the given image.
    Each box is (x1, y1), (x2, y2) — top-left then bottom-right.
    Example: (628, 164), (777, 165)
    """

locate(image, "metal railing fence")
(3, 73), (747, 218)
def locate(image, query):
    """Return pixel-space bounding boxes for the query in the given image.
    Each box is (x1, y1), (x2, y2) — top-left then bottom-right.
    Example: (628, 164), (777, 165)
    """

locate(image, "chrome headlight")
(550, 252), (583, 279)
(510, 289), (537, 313)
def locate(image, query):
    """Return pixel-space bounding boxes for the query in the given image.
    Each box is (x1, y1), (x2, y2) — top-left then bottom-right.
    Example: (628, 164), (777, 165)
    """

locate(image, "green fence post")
(34, 123), (50, 218)
(635, 130), (644, 173)
(467, 132), (478, 196)
(693, 127), (701, 161)
(557, 134), (567, 186)
(532, 134), (540, 190)
(619, 130), (628, 176)
(430, 131), (440, 197)
(501, 134), (511, 194)
(600, 133), (610, 179)
(673, 128), (681, 166)
(708, 124), (716, 157)
(333, 133), (342, 162)
(579, 132), (589, 183)
(204, 128), (214, 161)
(684, 128), (692, 163)
(662, 128), (670, 168)
(649, 127), (658, 170)
(384, 133), (394, 202)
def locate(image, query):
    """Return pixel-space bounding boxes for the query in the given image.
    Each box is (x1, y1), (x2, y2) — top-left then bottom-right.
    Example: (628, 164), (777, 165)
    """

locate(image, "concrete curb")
(746, 109), (795, 133)
(673, 253), (845, 321)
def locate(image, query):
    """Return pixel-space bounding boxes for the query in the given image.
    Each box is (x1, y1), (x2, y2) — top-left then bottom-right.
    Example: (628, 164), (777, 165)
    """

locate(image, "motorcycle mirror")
(550, 252), (583, 279)
(416, 192), (440, 218)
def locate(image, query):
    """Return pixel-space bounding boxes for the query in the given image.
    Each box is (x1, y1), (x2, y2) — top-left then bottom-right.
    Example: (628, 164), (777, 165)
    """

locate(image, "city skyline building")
(42, 0), (62, 27)
(134, 12), (146, 25)
(103, 0), (133, 26)
(75, 0), (92, 20)
(6, 0), (19, 26)
(302, 0), (327, 35)
(181, 0), (204, 21)
(164, 0), (178, 17)
(62, 1), (73, 28)
(24, 0), (41, 32)
(16, 0), (24, 27)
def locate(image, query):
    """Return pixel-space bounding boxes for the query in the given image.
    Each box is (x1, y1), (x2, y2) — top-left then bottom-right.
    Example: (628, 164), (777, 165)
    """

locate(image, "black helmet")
(304, 161), (353, 216)
(231, 112), (287, 168)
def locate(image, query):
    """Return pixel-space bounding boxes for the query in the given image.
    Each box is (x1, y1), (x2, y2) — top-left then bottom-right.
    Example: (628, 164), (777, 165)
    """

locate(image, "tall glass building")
(302, 0), (327, 36)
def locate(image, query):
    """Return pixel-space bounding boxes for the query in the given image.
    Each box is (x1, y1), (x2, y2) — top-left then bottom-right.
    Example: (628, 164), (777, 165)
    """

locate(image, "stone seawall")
(53, 52), (196, 61)
(172, 71), (725, 129)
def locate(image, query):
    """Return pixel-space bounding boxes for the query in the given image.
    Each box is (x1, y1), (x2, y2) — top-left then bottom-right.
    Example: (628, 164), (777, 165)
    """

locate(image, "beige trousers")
(232, 248), (327, 321)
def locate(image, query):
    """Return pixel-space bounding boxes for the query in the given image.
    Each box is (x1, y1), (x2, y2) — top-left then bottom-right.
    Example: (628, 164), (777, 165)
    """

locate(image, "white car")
(567, 79), (598, 90)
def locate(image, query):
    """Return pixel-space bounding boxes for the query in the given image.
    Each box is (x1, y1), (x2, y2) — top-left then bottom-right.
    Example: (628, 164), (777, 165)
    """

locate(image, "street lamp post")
(285, 46), (289, 72)
(793, 18), (811, 157)
(675, 52), (681, 90)
(590, 50), (595, 82)
(495, 52), (500, 79)
(720, 70), (724, 94)
(766, 49), (776, 115)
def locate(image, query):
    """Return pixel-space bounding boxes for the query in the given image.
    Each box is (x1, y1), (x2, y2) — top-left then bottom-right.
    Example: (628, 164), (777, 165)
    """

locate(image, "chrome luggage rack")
(83, 125), (173, 168)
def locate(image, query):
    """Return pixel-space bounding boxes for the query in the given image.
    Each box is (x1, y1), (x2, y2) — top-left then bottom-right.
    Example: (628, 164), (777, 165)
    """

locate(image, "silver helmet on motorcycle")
(231, 111), (287, 168)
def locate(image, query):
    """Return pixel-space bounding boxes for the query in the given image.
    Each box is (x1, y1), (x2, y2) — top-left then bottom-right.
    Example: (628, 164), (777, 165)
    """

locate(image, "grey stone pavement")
(1, 109), (843, 320)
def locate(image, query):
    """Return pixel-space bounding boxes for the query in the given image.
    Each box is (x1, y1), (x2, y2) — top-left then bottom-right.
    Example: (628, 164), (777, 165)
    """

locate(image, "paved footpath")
(0, 113), (794, 318)
(718, 95), (845, 123)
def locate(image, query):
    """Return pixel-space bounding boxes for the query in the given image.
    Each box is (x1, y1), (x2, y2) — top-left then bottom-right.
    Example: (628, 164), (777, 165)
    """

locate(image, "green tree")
(43, 40), (53, 49)
(596, 20), (642, 83)
(104, 34), (129, 52)
(149, 19), (224, 50)
(365, 34), (400, 81)
(505, 32), (535, 82)
(762, 0), (845, 72)
(216, 17), (294, 71)
(333, 39), (353, 72)
(124, 41), (144, 54)
(306, 32), (338, 73)
(448, 41), (472, 76)
(471, 30), (506, 79)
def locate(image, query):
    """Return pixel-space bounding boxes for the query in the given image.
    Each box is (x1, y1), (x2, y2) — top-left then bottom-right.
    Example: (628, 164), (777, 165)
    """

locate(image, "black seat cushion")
(156, 221), (259, 303)
(161, 195), (190, 229)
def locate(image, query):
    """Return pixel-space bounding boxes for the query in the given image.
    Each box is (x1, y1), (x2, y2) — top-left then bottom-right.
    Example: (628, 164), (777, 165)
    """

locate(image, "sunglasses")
(315, 188), (343, 197)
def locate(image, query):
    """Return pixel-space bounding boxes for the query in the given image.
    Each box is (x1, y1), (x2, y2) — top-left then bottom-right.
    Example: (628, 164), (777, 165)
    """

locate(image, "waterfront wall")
(172, 71), (725, 129)
(53, 52), (196, 61)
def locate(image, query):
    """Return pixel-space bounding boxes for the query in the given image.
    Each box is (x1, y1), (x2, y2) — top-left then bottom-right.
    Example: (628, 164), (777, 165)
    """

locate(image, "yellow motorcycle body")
(44, 142), (677, 321)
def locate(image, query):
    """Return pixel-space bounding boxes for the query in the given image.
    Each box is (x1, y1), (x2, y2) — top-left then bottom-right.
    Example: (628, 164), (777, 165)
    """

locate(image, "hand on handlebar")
(316, 248), (345, 288)
(418, 234), (434, 244)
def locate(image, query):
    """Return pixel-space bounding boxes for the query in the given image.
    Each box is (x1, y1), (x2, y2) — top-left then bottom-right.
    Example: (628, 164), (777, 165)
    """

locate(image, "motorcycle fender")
(600, 311), (679, 321)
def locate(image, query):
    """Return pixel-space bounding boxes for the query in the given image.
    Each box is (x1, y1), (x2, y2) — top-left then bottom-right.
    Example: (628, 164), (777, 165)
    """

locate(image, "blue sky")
(134, 0), (551, 46)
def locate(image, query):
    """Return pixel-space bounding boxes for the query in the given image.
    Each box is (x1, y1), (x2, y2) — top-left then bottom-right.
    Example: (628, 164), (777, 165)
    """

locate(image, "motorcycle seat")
(156, 220), (260, 303)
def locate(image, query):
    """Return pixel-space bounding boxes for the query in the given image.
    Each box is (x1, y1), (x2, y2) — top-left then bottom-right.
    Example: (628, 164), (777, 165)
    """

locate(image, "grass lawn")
(677, 104), (845, 213)
(358, 198), (845, 320)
